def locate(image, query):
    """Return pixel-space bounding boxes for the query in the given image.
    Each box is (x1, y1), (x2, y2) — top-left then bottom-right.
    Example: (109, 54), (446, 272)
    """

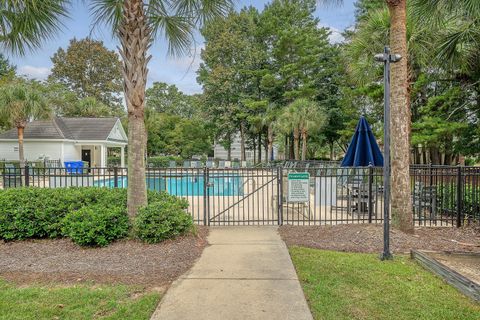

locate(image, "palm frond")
(90, 0), (124, 36)
(0, 0), (70, 55)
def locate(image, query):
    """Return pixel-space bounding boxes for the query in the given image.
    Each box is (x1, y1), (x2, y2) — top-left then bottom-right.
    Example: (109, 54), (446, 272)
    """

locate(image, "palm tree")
(411, 0), (480, 73)
(90, 0), (233, 217)
(321, 0), (413, 233)
(0, 1), (68, 55)
(278, 98), (326, 161)
(0, 82), (51, 168)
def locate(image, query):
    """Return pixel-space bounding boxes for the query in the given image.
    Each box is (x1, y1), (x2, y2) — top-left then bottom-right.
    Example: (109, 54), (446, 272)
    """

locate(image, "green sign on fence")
(288, 172), (310, 202)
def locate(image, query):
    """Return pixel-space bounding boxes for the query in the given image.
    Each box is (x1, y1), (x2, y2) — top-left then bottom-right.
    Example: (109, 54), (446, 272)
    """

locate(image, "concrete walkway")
(151, 227), (313, 320)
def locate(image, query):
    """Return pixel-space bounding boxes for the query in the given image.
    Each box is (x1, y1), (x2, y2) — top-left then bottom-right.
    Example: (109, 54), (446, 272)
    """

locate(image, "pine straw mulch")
(279, 224), (480, 254)
(0, 227), (208, 288)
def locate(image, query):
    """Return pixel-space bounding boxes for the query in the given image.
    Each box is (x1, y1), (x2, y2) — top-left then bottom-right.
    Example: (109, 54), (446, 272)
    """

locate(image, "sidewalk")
(151, 227), (313, 320)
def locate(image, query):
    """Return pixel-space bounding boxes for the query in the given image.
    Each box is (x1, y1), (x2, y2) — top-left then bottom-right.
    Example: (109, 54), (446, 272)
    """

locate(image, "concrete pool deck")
(150, 227), (313, 320)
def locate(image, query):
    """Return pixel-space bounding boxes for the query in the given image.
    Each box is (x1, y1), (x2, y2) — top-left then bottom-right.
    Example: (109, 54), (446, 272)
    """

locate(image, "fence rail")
(1, 165), (479, 227)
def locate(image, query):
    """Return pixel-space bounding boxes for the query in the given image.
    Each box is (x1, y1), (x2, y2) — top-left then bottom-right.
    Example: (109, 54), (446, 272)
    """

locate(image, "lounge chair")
(191, 160), (200, 168)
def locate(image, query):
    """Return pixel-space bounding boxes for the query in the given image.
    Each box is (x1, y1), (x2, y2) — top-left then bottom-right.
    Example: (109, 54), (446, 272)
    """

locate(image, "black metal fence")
(1, 164), (479, 227)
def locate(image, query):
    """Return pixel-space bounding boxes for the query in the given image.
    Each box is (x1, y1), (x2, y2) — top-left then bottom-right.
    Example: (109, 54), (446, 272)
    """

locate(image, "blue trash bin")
(64, 161), (84, 174)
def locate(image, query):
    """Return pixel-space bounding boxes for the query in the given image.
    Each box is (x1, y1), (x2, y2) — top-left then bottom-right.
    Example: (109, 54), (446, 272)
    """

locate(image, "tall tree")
(386, 0), (413, 233)
(49, 38), (124, 112)
(0, 82), (51, 167)
(322, 0), (414, 232)
(91, 0), (233, 217)
(146, 82), (198, 118)
(198, 7), (264, 161)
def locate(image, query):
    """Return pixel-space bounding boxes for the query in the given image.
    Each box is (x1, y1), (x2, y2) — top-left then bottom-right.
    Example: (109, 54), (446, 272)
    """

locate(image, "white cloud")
(169, 44), (204, 72)
(18, 65), (51, 80)
(318, 23), (345, 44)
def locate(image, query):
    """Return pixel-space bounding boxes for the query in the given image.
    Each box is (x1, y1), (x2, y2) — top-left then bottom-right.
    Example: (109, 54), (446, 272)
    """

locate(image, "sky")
(9, 0), (357, 95)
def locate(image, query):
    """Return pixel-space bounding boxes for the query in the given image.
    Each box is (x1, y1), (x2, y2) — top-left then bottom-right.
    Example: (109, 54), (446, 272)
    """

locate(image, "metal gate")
(204, 168), (281, 225)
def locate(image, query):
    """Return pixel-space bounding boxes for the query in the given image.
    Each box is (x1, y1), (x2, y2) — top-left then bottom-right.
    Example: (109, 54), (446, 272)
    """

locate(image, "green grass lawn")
(290, 247), (480, 320)
(0, 280), (161, 320)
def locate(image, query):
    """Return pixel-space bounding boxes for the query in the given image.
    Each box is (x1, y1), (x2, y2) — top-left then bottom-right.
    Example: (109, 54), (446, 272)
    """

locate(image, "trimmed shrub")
(147, 156), (183, 167)
(0, 187), (192, 246)
(62, 205), (129, 247)
(134, 200), (193, 244)
(0, 187), (128, 240)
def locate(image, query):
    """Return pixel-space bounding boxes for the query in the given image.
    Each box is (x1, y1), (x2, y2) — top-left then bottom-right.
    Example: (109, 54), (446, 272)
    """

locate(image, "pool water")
(94, 174), (243, 196)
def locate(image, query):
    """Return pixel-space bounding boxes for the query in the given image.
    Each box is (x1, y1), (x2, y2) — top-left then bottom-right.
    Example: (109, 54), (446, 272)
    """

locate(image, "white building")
(213, 132), (278, 162)
(0, 117), (127, 167)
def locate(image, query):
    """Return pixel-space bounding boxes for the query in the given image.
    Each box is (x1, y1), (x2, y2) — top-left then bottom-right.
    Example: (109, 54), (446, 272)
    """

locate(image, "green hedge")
(62, 205), (129, 247)
(0, 187), (192, 246)
(134, 201), (193, 244)
(147, 156), (183, 167)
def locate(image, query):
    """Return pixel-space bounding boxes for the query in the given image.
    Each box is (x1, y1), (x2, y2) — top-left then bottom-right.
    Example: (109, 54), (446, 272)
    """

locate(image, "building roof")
(0, 117), (125, 142)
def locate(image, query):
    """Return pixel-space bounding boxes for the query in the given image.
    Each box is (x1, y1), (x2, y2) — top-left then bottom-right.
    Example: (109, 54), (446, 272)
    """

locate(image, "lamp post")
(374, 46), (401, 261)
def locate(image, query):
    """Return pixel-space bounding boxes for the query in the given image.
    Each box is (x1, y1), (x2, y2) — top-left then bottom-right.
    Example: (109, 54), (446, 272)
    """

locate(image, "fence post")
(203, 167), (209, 226)
(368, 166), (373, 223)
(24, 164), (30, 187)
(113, 166), (118, 188)
(456, 166), (463, 228)
(278, 167), (284, 226)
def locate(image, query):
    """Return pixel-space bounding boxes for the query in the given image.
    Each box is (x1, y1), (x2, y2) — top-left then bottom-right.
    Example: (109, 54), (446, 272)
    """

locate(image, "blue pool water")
(94, 174), (243, 196)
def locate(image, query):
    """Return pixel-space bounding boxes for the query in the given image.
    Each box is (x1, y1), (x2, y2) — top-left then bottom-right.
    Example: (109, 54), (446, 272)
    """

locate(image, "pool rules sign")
(287, 172), (310, 202)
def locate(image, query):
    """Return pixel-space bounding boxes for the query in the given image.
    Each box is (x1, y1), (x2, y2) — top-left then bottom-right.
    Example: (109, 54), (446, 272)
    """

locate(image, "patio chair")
(224, 161), (232, 168)
(218, 160), (225, 169)
(168, 160), (177, 168)
(412, 181), (437, 219)
(183, 160), (190, 168)
(206, 160), (214, 168)
(232, 161), (240, 169)
(191, 160), (200, 168)
(241, 161), (247, 168)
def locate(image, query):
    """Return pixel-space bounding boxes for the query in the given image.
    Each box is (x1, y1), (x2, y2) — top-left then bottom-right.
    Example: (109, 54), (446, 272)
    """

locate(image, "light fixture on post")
(375, 46), (401, 261)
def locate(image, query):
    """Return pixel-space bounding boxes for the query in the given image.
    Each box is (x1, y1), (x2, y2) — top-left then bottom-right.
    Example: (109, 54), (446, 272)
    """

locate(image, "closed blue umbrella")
(341, 116), (384, 167)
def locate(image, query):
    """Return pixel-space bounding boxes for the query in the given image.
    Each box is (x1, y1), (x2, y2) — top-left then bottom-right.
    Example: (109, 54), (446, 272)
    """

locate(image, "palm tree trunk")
(240, 123), (246, 161)
(17, 126), (26, 186)
(301, 129), (307, 161)
(257, 133), (262, 163)
(267, 124), (274, 162)
(17, 126), (25, 168)
(387, 0), (414, 233)
(119, 0), (150, 218)
(293, 127), (300, 160)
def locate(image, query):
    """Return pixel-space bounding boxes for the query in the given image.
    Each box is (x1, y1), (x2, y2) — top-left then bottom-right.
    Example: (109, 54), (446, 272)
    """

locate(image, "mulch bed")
(0, 227), (208, 288)
(279, 224), (480, 254)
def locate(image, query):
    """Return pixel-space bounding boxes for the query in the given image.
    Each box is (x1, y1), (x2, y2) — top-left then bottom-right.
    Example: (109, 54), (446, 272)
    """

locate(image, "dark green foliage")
(147, 155), (183, 167)
(0, 188), (125, 240)
(62, 205), (129, 247)
(0, 187), (191, 246)
(134, 199), (193, 244)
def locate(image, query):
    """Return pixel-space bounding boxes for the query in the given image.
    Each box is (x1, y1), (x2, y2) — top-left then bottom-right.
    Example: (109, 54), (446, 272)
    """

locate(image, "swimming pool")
(94, 173), (244, 196)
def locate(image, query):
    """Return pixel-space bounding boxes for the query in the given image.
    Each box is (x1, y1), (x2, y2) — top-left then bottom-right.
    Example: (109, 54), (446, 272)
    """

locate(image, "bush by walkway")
(0, 187), (193, 246)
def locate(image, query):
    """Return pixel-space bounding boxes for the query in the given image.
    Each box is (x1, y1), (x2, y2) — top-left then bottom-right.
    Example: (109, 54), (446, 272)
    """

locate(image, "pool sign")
(288, 172), (310, 202)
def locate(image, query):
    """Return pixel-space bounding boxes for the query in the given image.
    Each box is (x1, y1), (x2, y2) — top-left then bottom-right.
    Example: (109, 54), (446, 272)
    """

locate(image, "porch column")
(120, 146), (125, 167)
(100, 145), (106, 168)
